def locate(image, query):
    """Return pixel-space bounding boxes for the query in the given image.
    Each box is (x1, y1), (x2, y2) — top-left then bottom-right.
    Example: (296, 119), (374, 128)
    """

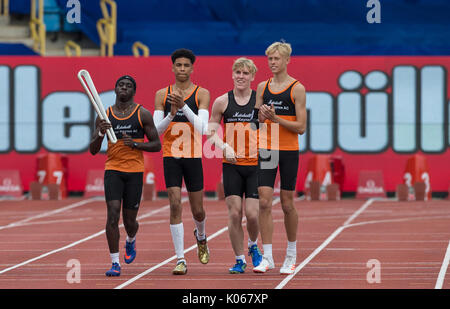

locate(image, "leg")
(105, 200), (121, 253)
(103, 170), (124, 254)
(226, 195), (244, 257)
(258, 186), (274, 246)
(244, 197), (259, 245)
(280, 189), (298, 242)
(122, 172), (143, 240)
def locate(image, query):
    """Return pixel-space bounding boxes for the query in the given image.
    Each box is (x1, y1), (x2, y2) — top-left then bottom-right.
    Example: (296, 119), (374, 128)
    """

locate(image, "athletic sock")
(126, 236), (136, 243)
(262, 244), (273, 260)
(236, 255), (246, 264)
(193, 218), (206, 241)
(287, 240), (297, 257)
(248, 238), (258, 248)
(110, 252), (120, 265)
(170, 223), (185, 259)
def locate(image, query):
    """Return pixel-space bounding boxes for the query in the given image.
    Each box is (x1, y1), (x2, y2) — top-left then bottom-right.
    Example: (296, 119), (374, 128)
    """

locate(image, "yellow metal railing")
(132, 41), (150, 57)
(65, 40), (81, 57)
(0, 0), (9, 17)
(97, 0), (116, 57)
(30, 0), (46, 55)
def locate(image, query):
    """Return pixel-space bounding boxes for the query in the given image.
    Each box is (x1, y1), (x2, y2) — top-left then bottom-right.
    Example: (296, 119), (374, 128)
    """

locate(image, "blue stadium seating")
(0, 43), (39, 55)
(7, 0), (450, 56)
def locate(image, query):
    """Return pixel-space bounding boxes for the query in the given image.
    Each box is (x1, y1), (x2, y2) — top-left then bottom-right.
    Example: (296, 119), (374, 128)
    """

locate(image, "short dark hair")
(115, 75), (136, 91)
(171, 48), (196, 64)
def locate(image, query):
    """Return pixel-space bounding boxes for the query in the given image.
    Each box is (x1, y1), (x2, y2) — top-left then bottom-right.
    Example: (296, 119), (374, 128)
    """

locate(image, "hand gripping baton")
(77, 69), (117, 144)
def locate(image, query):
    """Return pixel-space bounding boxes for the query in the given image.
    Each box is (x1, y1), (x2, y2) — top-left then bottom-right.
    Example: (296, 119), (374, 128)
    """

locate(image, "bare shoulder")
(198, 87), (210, 97)
(294, 80), (305, 92)
(155, 87), (168, 98)
(257, 80), (268, 90)
(212, 92), (228, 112)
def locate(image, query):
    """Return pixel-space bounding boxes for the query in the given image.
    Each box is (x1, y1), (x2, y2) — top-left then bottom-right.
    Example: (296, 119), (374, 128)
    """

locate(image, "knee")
(191, 206), (205, 221)
(228, 208), (242, 224)
(170, 201), (182, 218)
(106, 213), (119, 228)
(259, 197), (272, 213)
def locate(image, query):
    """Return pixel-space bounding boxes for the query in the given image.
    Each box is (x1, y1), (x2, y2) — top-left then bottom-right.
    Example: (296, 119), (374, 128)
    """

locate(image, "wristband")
(98, 130), (105, 137)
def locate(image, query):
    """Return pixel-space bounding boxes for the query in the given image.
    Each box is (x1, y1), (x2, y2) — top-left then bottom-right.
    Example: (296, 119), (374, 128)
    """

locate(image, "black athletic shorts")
(163, 157), (204, 192)
(258, 149), (299, 191)
(222, 163), (259, 199)
(104, 170), (143, 210)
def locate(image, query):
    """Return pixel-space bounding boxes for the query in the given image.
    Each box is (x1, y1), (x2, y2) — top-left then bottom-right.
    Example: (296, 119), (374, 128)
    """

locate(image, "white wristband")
(98, 130), (105, 137)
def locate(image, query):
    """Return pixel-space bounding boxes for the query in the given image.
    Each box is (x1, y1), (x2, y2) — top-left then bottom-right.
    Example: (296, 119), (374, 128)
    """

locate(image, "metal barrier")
(0, 0), (9, 17)
(65, 40), (81, 57)
(132, 41), (150, 57)
(97, 0), (116, 57)
(30, 0), (46, 55)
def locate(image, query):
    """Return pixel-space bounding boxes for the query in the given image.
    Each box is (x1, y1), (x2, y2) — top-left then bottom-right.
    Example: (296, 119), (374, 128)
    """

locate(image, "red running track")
(0, 197), (449, 289)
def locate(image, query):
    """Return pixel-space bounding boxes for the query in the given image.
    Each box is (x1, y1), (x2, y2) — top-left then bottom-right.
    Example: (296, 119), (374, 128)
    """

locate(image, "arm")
(206, 94), (236, 163)
(167, 88), (210, 135)
(89, 116), (111, 155)
(153, 88), (177, 135)
(255, 81), (267, 123)
(122, 107), (162, 152)
(260, 83), (307, 135)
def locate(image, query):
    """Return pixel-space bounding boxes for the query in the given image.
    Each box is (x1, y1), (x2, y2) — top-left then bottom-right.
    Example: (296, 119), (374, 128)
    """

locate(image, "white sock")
(193, 218), (206, 241)
(287, 241), (297, 257)
(126, 236), (136, 243)
(248, 238), (258, 248)
(236, 255), (246, 263)
(110, 252), (120, 265)
(170, 223), (184, 259)
(262, 244), (273, 260)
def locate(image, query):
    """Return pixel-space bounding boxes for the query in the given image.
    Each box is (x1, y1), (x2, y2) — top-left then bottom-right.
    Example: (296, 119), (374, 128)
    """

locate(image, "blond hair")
(232, 57), (257, 75)
(265, 41), (292, 58)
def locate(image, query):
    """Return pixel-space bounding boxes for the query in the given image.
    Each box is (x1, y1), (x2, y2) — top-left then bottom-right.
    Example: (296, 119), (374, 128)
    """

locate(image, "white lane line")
(0, 197), (102, 231)
(114, 197), (282, 289)
(435, 241), (450, 289)
(0, 198), (188, 275)
(275, 198), (377, 289)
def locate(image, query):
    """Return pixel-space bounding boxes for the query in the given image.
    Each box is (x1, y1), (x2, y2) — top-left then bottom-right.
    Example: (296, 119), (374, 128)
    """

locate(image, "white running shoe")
(253, 256), (275, 273)
(280, 255), (296, 275)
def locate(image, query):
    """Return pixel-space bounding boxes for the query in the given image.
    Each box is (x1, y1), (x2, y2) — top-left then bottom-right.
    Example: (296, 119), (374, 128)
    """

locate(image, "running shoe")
(229, 259), (247, 274)
(248, 244), (263, 267)
(280, 255), (296, 275)
(194, 229), (210, 264)
(124, 239), (136, 264)
(172, 260), (187, 275)
(252, 256), (275, 273)
(105, 262), (121, 277)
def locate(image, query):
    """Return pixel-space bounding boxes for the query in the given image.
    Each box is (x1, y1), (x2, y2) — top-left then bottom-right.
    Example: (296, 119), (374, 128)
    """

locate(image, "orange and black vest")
(104, 104), (145, 172)
(162, 85), (202, 158)
(222, 90), (258, 166)
(260, 78), (299, 151)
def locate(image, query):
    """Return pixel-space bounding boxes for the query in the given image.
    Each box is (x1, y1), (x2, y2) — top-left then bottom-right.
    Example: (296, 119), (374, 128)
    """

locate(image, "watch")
(132, 142), (138, 149)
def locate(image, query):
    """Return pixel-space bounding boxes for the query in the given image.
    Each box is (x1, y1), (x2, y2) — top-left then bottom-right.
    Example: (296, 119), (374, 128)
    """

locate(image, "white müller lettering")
(0, 64), (448, 154)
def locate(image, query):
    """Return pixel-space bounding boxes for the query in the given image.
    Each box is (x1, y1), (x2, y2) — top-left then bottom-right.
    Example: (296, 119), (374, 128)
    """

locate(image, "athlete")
(153, 48), (210, 275)
(89, 75), (161, 277)
(252, 42), (307, 274)
(208, 57), (263, 274)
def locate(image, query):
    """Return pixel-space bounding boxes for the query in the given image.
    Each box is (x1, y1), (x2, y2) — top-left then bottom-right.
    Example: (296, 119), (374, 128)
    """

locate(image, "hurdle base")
(29, 182), (61, 200)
